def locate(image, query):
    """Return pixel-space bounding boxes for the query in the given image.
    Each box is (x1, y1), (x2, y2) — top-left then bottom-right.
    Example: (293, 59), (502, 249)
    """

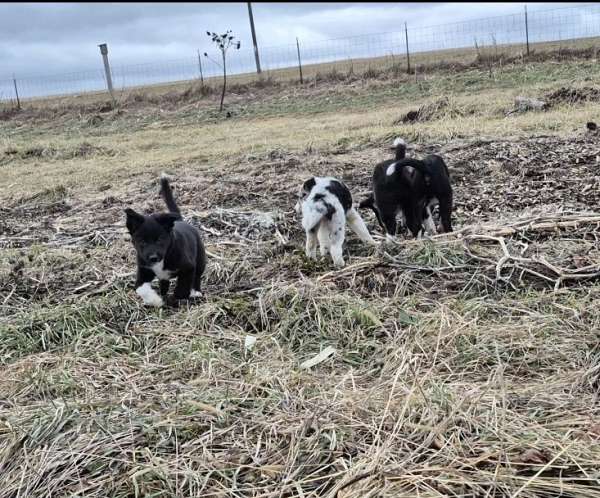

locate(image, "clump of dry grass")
(545, 86), (600, 106)
(395, 96), (478, 124)
(1, 142), (117, 167)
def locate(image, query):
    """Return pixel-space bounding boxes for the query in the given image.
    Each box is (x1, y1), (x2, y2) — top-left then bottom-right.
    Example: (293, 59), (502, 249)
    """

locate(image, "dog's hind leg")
(317, 222), (330, 257)
(190, 273), (202, 298)
(328, 215), (346, 268)
(191, 243), (207, 298)
(379, 208), (397, 242)
(404, 204), (424, 239)
(438, 195), (453, 233)
(305, 228), (318, 259)
(398, 210), (407, 234)
(422, 205), (438, 236)
(347, 208), (375, 245)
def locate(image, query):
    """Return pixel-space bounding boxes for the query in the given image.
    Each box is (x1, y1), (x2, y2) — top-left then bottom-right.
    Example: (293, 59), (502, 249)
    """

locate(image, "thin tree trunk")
(220, 51), (226, 112)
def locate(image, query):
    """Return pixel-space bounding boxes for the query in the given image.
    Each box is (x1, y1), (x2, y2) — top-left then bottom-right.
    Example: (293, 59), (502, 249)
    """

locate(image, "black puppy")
(368, 157), (431, 239)
(360, 139), (453, 238)
(358, 137), (414, 236)
(125, 174), (206, 307)
(421, 154), (453, 234)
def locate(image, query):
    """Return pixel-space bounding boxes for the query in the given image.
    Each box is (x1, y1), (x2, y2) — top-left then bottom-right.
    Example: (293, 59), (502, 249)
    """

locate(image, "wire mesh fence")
(1, 3), (599, 104)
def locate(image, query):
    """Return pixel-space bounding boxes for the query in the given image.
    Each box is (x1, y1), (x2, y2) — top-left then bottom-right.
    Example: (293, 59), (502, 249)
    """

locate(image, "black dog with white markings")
(359, 138), (453, 238)
(125, 174), (206, 307)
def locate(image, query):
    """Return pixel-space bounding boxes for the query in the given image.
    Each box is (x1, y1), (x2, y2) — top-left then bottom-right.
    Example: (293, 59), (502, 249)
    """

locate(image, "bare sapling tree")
(204, 30), (241, 112)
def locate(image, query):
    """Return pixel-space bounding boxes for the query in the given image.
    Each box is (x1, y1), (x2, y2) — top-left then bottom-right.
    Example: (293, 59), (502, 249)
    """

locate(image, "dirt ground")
(2, 129), (600, 299)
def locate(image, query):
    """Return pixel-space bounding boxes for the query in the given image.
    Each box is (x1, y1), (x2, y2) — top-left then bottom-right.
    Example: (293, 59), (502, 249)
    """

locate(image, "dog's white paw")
(332, 256), (345, 268)
(190, 289), (203, 298)
(136, 283), (164, 308)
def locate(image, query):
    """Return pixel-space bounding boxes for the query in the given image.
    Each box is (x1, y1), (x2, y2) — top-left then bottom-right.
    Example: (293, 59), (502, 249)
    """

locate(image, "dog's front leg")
(135, 267), (163, 308)
(159, 280), (170, 297)
(330, 241), (345, 268)
(173, 271), (194, 301)
(305, 229), (318, 259)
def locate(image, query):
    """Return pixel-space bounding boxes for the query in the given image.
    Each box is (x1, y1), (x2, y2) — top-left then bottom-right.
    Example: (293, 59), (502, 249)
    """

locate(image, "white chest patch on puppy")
(151, 260), (173, 280)
(136, 282), (164, 307)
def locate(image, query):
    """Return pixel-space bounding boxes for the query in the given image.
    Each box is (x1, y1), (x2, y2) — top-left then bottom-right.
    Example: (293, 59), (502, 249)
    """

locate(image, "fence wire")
(1, 3), (599, 102)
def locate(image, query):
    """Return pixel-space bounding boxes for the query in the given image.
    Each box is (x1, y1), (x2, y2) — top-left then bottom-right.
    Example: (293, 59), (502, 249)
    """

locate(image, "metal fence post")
(405, 22), (411, 74)
(247, 2), (262, 74)
(296, 38), (303, 84)
(12, 74), (21, 110)
(524, 6), (530, 56)
(197, 49), (204, 83)
(98, 43), (115, 103)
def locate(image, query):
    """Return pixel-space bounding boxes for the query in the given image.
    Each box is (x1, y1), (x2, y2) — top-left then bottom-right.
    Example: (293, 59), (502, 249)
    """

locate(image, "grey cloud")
(0, 2), (587, 81)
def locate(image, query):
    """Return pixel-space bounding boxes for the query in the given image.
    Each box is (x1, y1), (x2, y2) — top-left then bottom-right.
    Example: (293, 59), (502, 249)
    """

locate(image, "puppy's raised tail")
(385, 158), (429, 178)
(392, 137), (407, 160)
(160, 173), (181, 217)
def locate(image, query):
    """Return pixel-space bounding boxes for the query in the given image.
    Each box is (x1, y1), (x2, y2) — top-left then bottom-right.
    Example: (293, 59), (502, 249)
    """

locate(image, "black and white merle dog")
(359, 138), (453, 239)
(295, 176), (375, 267)
(125, 174), (206, 307)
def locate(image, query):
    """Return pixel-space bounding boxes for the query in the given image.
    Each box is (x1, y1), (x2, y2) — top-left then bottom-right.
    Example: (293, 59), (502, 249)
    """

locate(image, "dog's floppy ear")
(302, 177), (316, 193)
(156, 213), (179, 232)
(125, 208), (145, 234)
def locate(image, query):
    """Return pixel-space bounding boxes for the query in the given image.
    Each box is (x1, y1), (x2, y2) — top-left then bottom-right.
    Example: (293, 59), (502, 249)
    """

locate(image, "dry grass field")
(1, 50), (600, 497)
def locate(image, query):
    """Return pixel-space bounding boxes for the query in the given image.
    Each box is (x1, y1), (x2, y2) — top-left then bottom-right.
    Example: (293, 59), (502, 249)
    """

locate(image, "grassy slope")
(3, 59), (600, 197)
(1, 58), (600, 497)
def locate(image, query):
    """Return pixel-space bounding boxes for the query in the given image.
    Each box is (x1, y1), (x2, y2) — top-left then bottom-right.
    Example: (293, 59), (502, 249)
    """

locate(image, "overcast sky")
(0, 2), (581, 79)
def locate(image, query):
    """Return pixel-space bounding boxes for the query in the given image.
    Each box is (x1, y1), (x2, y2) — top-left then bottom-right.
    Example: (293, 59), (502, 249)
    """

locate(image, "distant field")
(1, 52), (600, 497)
